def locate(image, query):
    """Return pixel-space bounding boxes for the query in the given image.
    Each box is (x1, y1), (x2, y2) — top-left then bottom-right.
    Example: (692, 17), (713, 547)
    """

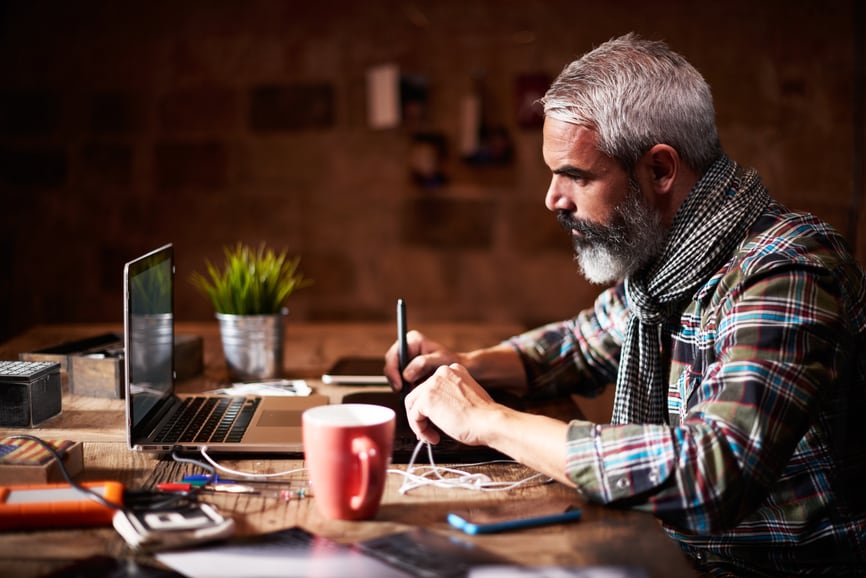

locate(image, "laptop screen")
(124, 244), (175, 431)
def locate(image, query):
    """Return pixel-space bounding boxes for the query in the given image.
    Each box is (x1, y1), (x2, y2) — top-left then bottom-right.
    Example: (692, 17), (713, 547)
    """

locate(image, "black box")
(0, 361), (62, 427)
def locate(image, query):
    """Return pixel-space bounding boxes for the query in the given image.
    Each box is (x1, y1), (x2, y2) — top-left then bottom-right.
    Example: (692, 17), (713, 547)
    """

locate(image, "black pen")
(397, 298), (410, 396)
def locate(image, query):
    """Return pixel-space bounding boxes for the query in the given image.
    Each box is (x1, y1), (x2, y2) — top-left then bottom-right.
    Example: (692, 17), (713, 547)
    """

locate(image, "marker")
(157, 482), (311, 500)
(180, 474), (297, 486)
(156, 483), (254, 494)
(397, 298), (410, 397)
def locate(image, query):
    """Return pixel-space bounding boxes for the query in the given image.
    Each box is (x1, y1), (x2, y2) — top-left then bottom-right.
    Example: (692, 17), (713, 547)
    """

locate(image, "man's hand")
(384, 330), (462, 393)
(404, 363), (499, 446)
(386, 342), (573, 486)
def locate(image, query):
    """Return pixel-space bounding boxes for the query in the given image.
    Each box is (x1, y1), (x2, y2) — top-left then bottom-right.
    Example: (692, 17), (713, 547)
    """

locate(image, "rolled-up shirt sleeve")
(566, 421), (678, 502)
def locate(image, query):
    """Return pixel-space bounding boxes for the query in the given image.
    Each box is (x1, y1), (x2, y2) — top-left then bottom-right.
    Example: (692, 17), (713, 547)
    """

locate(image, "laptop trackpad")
(256, 410), (302, 427)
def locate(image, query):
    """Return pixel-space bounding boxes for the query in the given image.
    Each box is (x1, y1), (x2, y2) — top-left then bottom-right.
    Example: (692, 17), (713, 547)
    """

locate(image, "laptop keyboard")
(153, 396), (261, 444)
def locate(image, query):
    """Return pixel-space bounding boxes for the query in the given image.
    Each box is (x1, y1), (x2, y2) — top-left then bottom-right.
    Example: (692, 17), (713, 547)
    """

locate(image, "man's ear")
(644, 144), (679, 195)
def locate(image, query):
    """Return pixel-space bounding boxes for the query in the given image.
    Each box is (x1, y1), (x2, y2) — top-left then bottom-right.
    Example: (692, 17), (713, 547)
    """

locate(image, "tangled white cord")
(389, 440), (551, 495)
(187, 443), (550, 494)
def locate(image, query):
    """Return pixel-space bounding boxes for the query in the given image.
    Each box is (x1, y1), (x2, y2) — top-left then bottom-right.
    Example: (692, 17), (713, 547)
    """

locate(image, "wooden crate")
(21, 333), (203, 398)
(0, 438), (84, 484)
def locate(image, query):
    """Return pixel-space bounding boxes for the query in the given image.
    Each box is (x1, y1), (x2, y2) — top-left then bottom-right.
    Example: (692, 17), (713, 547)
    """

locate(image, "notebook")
(157, 526), (513, 578)
(123, 244), (328, 455)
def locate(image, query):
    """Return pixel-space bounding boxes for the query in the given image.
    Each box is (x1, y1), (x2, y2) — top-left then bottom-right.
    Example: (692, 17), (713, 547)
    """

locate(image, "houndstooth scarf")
(611, 155), (771, 425)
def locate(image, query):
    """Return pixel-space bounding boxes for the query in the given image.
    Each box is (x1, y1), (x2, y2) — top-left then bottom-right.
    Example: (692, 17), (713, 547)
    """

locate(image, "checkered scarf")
(611, 155), (771, 424)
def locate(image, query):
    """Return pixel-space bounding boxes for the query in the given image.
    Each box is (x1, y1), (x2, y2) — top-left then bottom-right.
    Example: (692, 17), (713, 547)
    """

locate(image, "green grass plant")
(191, 243), (311, 315)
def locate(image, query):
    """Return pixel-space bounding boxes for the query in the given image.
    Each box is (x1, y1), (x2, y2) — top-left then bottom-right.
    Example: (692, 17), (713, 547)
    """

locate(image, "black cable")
(7, 434), (195, 513)
(7, 434), (125, 511)
(170, 447), (215, 475)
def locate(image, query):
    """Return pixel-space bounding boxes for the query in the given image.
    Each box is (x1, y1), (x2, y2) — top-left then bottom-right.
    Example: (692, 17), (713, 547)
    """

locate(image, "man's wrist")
(459, 345), (528, 395)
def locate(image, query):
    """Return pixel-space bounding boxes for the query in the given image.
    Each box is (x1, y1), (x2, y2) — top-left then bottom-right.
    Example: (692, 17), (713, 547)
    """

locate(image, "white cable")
(193, 442), (550, 494)
(199, 446), (306, 479)
(389, 440), (551, 495)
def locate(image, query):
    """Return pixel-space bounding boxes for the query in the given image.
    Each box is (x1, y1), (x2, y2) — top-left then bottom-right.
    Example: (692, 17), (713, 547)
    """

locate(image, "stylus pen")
(397, 298), (410, 397)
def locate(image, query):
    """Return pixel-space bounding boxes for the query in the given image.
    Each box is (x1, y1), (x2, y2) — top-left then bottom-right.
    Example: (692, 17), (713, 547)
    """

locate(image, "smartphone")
(447, 500), (582, 535)
(321, 357), (388, 385)
(112, 503), (235, 551)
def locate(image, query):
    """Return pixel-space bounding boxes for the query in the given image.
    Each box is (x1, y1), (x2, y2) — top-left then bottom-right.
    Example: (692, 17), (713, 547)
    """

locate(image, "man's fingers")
(405, 386), (441, 445)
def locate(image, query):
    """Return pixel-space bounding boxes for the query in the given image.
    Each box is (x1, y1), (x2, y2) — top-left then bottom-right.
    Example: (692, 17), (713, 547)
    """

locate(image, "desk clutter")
(20, 332), (203, 399)
(45, 528), (651, 578)
(155, 526), (512, 578)
(0, 323), (691, 577)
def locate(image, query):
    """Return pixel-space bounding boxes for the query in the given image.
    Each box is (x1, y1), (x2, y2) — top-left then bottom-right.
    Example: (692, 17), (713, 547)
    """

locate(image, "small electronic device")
(321, 357), (388, 385)
(0, 480), (124, 530)
(113, 502), (235, 551)
(447, 500), (582, 535)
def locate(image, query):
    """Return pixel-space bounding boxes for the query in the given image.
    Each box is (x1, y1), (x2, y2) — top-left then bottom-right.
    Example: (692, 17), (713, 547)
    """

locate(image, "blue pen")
(182, 474), (212, 482)
(181, 474), (300, 487)
(181, 474), (233, 484)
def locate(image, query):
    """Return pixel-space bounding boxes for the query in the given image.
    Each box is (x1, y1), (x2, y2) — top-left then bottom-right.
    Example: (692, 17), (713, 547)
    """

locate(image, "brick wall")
(1, 0), (863, 342)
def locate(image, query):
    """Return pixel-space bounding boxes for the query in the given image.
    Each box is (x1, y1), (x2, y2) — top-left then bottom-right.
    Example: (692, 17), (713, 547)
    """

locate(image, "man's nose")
(545, 176), (573, 213)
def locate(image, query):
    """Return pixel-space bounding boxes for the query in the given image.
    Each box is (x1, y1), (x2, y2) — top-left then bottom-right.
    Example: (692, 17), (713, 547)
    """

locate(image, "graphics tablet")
(341, 390), (522, 464)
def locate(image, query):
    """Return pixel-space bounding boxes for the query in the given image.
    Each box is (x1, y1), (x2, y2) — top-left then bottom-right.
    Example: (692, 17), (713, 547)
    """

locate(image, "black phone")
(321, 357), (388, 385)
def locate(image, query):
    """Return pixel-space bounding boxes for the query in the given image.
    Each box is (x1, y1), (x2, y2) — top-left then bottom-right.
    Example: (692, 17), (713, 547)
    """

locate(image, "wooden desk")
(0, 323), (696, 577)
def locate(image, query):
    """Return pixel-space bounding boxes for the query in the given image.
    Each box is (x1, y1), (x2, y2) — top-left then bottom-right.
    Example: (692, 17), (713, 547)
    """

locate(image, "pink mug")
(302, 404), (395, 520)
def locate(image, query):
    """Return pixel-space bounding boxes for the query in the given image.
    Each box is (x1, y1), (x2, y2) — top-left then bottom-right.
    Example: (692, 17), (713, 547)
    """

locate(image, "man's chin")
(575, 249), (625, 285)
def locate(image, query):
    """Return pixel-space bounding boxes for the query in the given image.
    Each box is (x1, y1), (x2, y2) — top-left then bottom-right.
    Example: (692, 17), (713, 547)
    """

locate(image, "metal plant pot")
(129, 313), (173, 387)
(216, 311), (285, 381)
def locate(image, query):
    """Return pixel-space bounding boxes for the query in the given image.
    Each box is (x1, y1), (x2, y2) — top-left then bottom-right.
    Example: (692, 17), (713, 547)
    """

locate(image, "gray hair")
(541, 33), (722, 174)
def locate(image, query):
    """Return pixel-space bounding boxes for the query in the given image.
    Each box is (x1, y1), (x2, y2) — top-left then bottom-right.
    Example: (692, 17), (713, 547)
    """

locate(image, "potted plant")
(191, 243), (312, 380)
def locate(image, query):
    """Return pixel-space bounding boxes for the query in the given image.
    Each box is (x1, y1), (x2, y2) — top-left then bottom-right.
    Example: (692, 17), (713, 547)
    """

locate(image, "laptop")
(123, 244), (328, 455)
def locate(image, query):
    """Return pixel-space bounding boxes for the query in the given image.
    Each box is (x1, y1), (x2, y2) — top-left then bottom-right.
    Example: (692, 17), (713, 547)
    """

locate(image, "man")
(384, 34), (866, 576)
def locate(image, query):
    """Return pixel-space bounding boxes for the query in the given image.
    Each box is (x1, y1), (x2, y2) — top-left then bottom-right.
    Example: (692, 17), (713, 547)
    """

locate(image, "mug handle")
(350, 435), (381, 512)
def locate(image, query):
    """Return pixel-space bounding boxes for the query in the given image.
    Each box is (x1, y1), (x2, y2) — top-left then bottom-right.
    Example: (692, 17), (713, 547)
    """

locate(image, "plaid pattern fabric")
(614, 156), (770, 425)
(508, 202), (866, 575)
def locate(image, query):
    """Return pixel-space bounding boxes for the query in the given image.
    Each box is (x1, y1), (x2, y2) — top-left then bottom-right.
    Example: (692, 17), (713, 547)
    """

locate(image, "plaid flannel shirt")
(508, 203), (866, 576)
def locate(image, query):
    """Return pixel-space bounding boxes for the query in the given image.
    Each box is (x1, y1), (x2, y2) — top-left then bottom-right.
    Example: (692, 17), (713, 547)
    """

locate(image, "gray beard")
(573, 186), (668, 285)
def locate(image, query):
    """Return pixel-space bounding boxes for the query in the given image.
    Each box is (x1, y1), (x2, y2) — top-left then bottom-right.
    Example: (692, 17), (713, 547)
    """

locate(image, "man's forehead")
(542, 118), (596, 140)
(542, 119), (605, 166)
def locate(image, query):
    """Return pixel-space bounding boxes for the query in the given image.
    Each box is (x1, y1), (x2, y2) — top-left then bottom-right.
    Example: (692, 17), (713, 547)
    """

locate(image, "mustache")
(556, 210), (611, 240)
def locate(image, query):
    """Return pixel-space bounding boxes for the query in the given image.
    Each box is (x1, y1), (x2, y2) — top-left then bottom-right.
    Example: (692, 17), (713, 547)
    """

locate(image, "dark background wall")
(1, 0), (864, 342)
